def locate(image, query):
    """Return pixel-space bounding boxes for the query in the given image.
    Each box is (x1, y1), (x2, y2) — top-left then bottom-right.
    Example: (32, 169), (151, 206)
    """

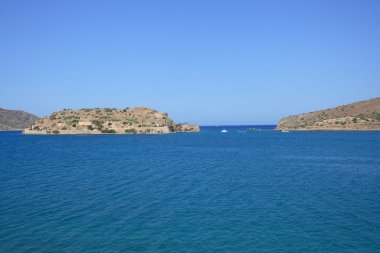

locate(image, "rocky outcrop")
(23, 107), (200, 134)
(276, 98), (380, 131)
(0, 108), (39, 130)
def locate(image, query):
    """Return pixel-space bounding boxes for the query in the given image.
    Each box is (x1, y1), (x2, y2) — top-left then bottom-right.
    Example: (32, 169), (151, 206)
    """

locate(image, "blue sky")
(1, 0), (379, 125)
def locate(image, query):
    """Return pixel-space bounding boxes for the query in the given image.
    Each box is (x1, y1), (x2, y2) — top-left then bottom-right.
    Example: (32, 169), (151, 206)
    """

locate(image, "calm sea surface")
(0, 126), (379, 252)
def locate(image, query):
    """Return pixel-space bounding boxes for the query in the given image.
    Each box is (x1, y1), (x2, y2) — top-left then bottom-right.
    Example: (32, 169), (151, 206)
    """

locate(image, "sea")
(0, 126), (379, 252)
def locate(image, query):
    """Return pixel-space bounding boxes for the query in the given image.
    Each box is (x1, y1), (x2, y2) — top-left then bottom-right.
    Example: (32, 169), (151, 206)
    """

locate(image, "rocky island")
(24, 107), (200, 134)
(276, 98), (380, 131)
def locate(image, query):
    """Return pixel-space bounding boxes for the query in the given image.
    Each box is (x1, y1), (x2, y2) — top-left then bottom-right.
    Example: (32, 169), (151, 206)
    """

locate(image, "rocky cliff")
(0, 108), (39, 130)
(276, 98), (380, 131)
(23, 107), (200, 134)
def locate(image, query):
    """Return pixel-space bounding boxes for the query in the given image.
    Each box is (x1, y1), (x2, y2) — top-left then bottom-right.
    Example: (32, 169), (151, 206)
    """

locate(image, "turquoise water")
(0, 126), (379, 252)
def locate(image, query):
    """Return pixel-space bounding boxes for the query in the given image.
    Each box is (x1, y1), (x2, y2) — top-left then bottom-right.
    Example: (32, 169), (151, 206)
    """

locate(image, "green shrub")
(123, 118), (138, 124)
(52, 130), (60, 134)
(92, 119), (101, 125)
(125, 129), (137, 134)
(101, 129), (116, 134)
(87, 125), (94, 131)
(357, 114), (367, 120)
(64, 115), (79, 125)
(92, 120), (103, 130)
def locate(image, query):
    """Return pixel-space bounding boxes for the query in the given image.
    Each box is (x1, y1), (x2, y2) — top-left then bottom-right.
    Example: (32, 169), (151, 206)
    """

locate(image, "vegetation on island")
(24, 107), (200, 135)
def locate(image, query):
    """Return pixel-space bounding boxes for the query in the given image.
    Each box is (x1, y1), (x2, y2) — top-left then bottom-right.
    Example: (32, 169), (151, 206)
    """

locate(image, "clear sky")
(1, 0), (379, 125)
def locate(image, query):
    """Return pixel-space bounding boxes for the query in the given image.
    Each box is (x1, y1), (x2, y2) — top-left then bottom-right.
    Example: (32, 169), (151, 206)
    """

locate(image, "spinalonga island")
(23, 107), (200, 134)
(276, 98), (380, 131)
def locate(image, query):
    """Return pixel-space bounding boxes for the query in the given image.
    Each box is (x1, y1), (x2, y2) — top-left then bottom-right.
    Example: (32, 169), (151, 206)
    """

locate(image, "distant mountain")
(24, 107), (199, 134)
(0, 108), (39, 130)
(276, 98), (380, 130)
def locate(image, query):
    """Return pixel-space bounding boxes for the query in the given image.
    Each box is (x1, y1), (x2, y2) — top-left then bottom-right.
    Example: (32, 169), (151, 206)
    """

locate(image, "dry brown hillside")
(24, 107), (199, 134)
(0, 108), (39, 130)
(276, 98), (380, 130)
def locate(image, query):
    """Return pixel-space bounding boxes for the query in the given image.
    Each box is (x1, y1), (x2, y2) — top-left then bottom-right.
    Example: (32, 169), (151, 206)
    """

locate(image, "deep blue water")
(0, 126), (379, 252)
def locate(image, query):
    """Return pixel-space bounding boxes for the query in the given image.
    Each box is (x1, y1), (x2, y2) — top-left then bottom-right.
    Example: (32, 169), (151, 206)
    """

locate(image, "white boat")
(282, 130), (289, 133)
(221, 129), (228, 133)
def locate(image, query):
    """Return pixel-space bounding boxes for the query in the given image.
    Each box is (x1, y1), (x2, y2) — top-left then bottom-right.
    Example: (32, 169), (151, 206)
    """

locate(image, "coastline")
(275, 128), (380, 131)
